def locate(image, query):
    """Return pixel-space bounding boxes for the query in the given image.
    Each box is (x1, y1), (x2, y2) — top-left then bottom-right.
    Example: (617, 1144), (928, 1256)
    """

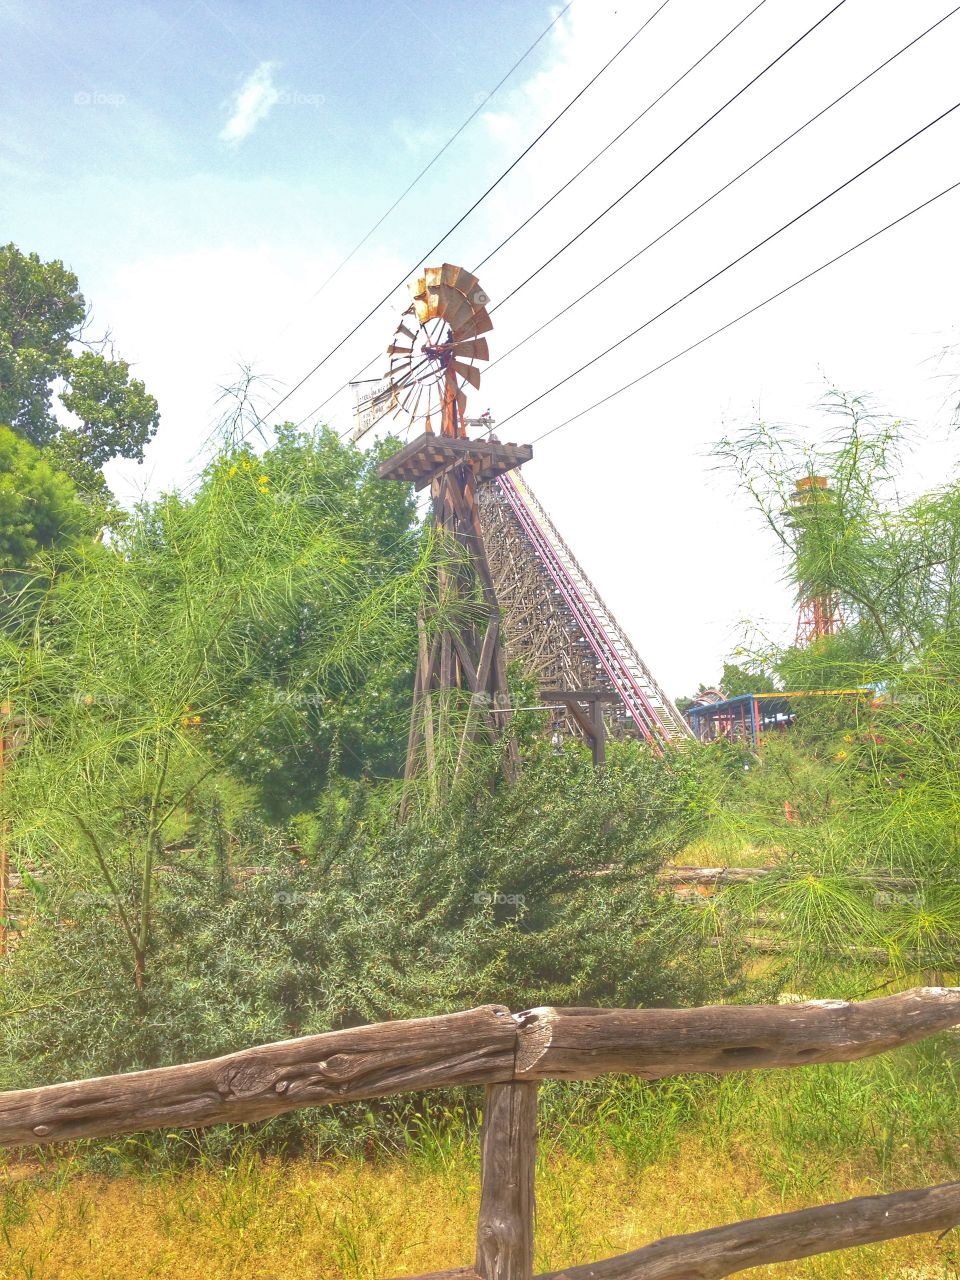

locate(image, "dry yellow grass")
(0, 1138), (957, 1280)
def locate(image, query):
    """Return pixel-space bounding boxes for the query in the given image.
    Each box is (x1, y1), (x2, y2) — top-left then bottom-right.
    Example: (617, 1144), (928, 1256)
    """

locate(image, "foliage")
(201, 426), (422, 814)
(0, 427), (87, 565)
(0, 442), (431, 1002)
(0, 243), (159, 499)
(707, 393), (960, 982)
(0, 738), (737, 1085)
(715, 392), (960, 666)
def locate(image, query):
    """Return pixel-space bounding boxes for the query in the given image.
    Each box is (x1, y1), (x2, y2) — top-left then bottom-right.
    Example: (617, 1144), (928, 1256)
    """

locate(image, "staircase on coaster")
(477, 467), (692, 748)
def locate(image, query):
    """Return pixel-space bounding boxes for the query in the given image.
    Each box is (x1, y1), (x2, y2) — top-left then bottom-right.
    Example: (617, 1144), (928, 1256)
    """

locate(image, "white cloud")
(219, 61), (281, 145)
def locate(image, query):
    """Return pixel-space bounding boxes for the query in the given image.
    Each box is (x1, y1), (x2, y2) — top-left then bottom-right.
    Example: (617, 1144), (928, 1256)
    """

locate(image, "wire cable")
(244, 0), (676, 437)
(491, 99), (960, 433)
(301, 1), (576, 306)
(485, 2), (960, 375)
(471, 0), (769, 273)
(304, 0), (845, 433)
(528, 178), (960, 447)
(487, 0), (848, 319)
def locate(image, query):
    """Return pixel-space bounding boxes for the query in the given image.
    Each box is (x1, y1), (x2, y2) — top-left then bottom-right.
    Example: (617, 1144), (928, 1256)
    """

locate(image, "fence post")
(475, 1082), (537, 1280)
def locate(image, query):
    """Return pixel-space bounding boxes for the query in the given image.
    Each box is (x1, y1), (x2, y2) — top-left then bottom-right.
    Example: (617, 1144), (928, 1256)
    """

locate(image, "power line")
(299, 0), (770, 436)
(300, 0), (846, 436)
(244, 0), (676, 438)
(487, 0), (849, 320)
(300, 1), (576, 307)
(528, 178), (960, 447)
(485, 2), (960, 375)
(471, 0), (769, 274)
(492, 100), (960, 434)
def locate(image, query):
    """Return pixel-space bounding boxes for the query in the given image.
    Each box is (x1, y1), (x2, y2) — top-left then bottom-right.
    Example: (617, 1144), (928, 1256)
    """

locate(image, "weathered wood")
(514, 987), (960, 1080)
(0, 1005), (515, 1148)
(385, 1270), (482, 1280)
(535, 1180), (960, 1279)
(378, 433), (532, 491)
(660, 865), (918, 890)
(476, 1082), (537, 1280)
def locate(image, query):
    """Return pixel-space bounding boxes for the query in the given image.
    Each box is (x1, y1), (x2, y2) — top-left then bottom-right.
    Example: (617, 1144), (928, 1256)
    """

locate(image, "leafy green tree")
(709, 392), (960, 981)
(195, 426), (422, 814)
(0, 426), (88, 566)
(0, 243), (159, 496)
(719, 661), (777, 698)
(0, 447), (431, 1004)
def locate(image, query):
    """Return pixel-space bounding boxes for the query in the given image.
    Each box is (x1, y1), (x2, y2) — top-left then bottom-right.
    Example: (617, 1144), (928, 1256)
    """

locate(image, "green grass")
(1, 1037), (958, 1278)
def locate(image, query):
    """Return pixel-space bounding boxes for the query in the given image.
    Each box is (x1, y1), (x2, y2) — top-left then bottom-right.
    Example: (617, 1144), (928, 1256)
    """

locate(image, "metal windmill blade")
(352, 264), (493, 442)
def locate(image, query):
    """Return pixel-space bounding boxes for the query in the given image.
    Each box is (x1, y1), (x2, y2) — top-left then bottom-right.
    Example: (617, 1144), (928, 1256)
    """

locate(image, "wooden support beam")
(534, 1180), (960, 1279)
(514, 988), (960, 1081)
(0, 1005), (516, 1147)
(476, 1082), (538, 1280)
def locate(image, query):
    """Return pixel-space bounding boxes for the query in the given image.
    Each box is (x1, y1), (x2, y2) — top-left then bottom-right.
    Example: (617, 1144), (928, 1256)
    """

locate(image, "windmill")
(352, 265), (532, 809)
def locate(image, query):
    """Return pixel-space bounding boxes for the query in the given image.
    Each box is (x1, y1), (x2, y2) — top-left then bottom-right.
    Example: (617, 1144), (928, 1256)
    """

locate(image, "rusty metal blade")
(453, 360), (481, 390)
(407, 275), (427, 300)
(449, 336), (489, 362)
(396, 322), (417, 341)
(427, 284), (472, 330)
(442, 264), (480, 298)
(452, 308), (493, 340)
(413, 296), (437, 325)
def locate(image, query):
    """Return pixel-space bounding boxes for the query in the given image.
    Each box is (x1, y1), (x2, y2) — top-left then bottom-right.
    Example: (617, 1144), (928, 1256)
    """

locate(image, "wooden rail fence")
(1, 988), (958, 1277)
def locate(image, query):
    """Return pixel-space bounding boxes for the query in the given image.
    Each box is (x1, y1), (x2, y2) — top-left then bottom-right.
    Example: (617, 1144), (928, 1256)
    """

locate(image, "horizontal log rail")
(661, 865), (918, 890)
(1, 988), (958, 1147)
(396, 1182), (960, 1280)
(2, 987), (958, 1279)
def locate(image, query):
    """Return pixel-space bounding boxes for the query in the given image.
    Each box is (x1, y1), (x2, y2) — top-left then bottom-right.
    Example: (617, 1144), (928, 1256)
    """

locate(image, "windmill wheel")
(383, 264), (492, 437)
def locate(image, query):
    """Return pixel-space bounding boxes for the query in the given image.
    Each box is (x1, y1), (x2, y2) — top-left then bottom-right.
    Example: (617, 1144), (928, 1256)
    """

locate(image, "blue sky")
(3, 0), (960, 695)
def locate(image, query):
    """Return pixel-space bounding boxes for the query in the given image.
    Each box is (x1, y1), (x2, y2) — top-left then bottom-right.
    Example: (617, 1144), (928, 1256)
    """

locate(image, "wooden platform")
(378, 433), (533, 490)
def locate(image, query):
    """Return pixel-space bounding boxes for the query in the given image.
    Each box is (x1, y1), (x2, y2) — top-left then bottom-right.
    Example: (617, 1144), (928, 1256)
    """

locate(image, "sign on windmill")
(349, 378), (398, 441)
(358, 264), (532, 814)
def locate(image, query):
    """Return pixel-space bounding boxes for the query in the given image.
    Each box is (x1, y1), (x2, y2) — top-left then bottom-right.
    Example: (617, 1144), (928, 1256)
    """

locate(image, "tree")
(0, 446), (432, 1004)
(0, 427), (88, 566)
(708, 392), (960, 982)
(195, 426), (423, 814)
(0, 243), (159, 497)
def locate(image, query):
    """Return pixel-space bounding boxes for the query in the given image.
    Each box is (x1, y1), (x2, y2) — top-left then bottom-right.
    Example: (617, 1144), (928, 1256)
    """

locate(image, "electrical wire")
(486, 0), (848, 319)
(299, 0), (771, 430)
(304, 0), (847, 434)
(528, 177), (960, 447)
(300, 1), (576, 306)
(241, 0), (676, 439)
(484, 2), (960, 375)
(489, 99), (960, 433)
(471, 0), (769, 273)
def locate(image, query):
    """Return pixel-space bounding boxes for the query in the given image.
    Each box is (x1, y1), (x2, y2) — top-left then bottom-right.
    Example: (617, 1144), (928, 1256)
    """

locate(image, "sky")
(3, 0), (960, 699)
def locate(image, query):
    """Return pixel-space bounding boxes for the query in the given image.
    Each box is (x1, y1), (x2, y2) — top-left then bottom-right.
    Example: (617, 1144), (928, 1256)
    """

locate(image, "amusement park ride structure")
(790, 474), (843, 646)
(353, 264), (690, 794)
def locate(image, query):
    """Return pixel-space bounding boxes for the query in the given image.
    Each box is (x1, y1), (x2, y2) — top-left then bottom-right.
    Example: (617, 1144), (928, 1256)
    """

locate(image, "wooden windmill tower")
(351, 264), (531, 809)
